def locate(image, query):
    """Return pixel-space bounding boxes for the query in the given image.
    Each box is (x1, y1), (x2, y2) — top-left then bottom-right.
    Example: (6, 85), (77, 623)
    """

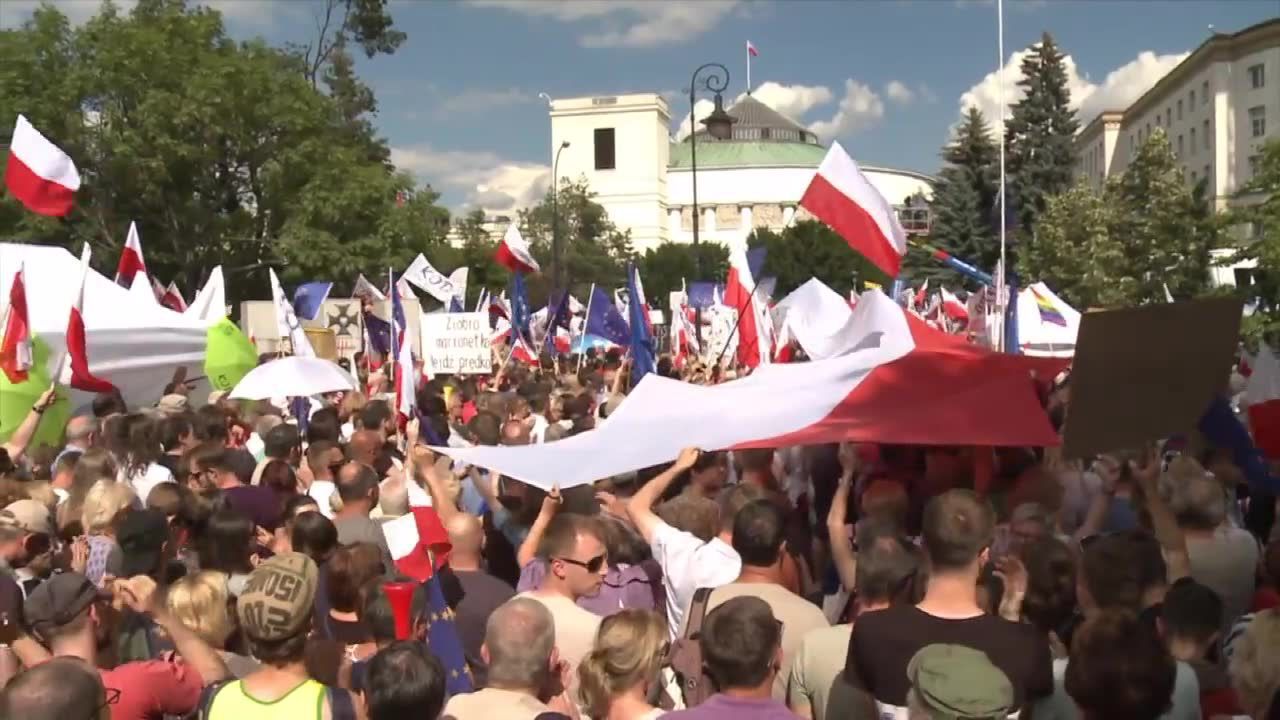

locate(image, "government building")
(546, 93), (935, 252)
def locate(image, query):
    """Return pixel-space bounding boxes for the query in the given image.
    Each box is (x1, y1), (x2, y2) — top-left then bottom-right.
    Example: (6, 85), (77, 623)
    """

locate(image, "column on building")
(703, 207), (716, 234)
(739, 204), (753, 232)
(668, 207), (682, 239)
(782, 205), (796, 226)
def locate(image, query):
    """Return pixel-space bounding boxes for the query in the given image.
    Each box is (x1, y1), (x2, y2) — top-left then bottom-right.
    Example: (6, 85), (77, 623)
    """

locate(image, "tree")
(1005, 32), (1080, 234)
(293, 0), (405, 87)
(747, 220), (891, 298)
(517, 178), (634, 303)
(909, 166), (988, 287)
(1223, 138), (1280, 344)
(637, 242), (730, 307)
(1017, 183), (1123, 309)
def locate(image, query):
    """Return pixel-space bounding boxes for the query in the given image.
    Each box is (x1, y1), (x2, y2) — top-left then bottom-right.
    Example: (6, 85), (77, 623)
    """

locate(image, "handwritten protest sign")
(420, 312), (489, 375)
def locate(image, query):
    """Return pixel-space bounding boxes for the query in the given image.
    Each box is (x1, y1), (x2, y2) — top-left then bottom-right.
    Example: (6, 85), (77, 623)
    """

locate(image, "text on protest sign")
(420, 312), (489, 375)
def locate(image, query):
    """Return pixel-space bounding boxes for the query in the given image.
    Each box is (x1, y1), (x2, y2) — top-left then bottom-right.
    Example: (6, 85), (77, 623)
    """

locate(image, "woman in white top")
(578, 609), (667, 720)
(118, 414), (175, 506)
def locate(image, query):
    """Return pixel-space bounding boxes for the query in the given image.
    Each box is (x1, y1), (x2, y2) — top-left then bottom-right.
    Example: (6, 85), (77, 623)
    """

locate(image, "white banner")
(402, 253), (458, 304)
(420, 312), (489, 375)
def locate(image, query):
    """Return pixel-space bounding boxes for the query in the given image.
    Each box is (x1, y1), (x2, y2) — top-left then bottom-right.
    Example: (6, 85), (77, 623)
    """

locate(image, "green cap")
(906, 644), (1014, 720)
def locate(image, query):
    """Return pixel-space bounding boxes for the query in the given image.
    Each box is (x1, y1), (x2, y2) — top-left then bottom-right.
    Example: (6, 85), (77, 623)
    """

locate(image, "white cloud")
(391, 145), (549, 214)
(673, 81), (867, 141)
(808, 80), (885, 141)
(465, 0), (741, 48)
(886, 80), (915, 105)
(958, 46), (1189, 127)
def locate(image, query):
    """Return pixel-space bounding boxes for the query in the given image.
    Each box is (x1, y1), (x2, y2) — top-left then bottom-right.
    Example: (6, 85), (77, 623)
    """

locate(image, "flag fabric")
(403, 254), (461, 305)
(747, 40), (759, 57)
(686, 282), (724, 310)
(1163, 283), (1175, 304)
(3, 115), (80, 216)
(799, 141), (908, 277)
(433, 286), (1065, 490)
(60, 246), (116, 393)
(474, 288), (489, 315)
(364, 311), (392, 357)
(1199, 395), (1279, 494)
(510, 335), (539, 366)
(269, 269), (314, 357)
(0, 264), (33, 383)
(940, 288), (969, 322)
(114, 222), (148, 288)
(585, 286), (630, 346)
(627, 264), (656, 380)
(184, 267), (226, 323)
(724, 245), (767, 369)
(353, 273), (387, 303)
(1245, 344), (1280, 460)
(292, 281), (333, 322)
(391, 279), (415, 419)
(423, 570), (474, 696)
(447, 267), (469, 312)
(542, 292), (572, 355)
(509, 273), (533, 346)
(160, 282), (187, 312)
(495, 222), (540, 274)
(488, 292), (510, 321)
(1030, 287), (1066, 327)
(914, 279), (930, 311)
(568, 294), (585, 315)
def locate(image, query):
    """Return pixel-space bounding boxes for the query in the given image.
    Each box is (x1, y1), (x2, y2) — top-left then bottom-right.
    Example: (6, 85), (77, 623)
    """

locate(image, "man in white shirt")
(303, 440), (344, 518)
(628, 448), (766, 637)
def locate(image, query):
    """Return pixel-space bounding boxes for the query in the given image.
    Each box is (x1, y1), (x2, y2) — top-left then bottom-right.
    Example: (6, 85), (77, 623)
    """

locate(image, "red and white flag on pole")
(940, 288), (969, 322)
(160, 281), (187, 312)
(724, 245), (767, 369)
(747, 41), (759, 57)
(115, 222), (148, 287)
(800, 141), (908, 278)
(3, 115), (80, 217)
(1245, 344), (1280, 460)
(494, 222), (540, 274)
(60, 246), (116, 393)
(0, 263), (33, 383)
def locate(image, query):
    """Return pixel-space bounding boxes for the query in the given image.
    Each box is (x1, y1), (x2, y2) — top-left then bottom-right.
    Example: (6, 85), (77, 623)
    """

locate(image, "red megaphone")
(383, 581), (417, 640)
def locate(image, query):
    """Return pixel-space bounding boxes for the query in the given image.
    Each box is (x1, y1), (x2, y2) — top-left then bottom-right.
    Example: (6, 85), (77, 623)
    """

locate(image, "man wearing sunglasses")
(0, 499), (55, 598)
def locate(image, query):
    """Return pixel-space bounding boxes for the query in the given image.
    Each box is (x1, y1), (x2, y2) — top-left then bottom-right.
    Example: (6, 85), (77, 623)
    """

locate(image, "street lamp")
(551, 140), (570, 292)
(688, 62), (734, 346)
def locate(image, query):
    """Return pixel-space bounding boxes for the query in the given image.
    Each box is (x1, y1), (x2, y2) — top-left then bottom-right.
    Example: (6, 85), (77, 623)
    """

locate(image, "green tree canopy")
(1224, 138), (1280, 344)
(517, 177), (634, 303)
(637, 242), (729, 310)
(747, 219), (891, 298)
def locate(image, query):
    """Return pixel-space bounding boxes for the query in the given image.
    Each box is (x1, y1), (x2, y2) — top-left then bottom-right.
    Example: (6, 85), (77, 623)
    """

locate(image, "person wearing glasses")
(0, 656), (117, 720)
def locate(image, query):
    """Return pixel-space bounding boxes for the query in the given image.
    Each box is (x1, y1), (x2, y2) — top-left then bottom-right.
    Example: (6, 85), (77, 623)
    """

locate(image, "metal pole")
(552, 141), (569, 293)
(995, 0), (1008, 352)
(688, 62), (730, 353)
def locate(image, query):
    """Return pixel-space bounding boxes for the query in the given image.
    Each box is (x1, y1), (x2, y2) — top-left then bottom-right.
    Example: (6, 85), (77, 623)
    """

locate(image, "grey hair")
(378, 477), (410, 518)
(484, 597), (556, 689)
(65, 415), (96, 443)
(1161, 460), (1226, 531)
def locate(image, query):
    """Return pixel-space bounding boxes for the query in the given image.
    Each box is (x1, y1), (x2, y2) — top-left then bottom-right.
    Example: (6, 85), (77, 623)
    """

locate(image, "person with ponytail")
(577, 609), (667, 720)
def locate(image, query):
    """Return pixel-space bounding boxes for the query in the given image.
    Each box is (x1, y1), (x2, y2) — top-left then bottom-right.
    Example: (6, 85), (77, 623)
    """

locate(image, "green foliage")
(517, 178), (634, 303)
(1005, 32), (1080, 235)
(1020, 131), (1214, 309)
(1222, 138), (1280, 345)
(0, 0), (430, 304)
(747, 220), (891, 297)
(637, 242), (730, 309)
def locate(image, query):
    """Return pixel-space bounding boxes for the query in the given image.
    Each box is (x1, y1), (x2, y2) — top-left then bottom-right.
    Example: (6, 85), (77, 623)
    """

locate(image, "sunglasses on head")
(555, 552), (607, 574)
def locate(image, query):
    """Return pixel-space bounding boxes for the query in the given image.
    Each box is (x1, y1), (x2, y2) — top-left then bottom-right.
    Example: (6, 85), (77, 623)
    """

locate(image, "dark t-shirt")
(846, 605), (1053, 712)
(224, 485), (282, 531)
(452, 568), (515, 687)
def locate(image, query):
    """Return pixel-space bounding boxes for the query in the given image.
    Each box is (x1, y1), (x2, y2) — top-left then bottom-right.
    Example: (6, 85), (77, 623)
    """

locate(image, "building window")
(1202, 80), (1209, 104)
(593, 128), (616, 170)
(1250, 154), (1262, 178)
(1190, 89), (1196, 107)
(1204, 164), (1210, 183)
(1177, 99), (1183, 121)
(1191, 170), (1197, 183)
(1190, 127), (1196, 154)
(1146, 122), (1151, 137)
(1166, 108), (1171, 126)
(1249, 63), (1265, 89)
(1249, 106), (1266, 138)
(1203, 119), (1210, 150)
(1177, 134), (1183, 156)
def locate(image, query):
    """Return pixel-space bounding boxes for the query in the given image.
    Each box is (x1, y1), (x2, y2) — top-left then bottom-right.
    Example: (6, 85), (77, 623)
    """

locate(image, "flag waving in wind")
(269, 269), (315, 357)
(392, 282), (416, 420)
(60, 246), (116, 393)
(293, 281), (333, 322)
(115, 222), (148, 288)
(0, 263), (33, 383)
(495, 222), (540, 274)
(4, 115), (80, 216)
(402, 254), (461, 306)
(585, 286), (630, 346)
(800, 141), (908, 277)
(627, 264), (655, 381)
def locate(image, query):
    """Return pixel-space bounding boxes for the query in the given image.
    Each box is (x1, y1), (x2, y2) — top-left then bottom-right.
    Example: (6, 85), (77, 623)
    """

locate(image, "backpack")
(664, 586), (717, 708)
(188, 679), (357, 720)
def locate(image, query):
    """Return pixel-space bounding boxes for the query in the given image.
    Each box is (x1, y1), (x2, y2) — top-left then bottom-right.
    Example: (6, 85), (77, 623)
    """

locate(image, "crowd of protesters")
(0, 348), (1276, 720)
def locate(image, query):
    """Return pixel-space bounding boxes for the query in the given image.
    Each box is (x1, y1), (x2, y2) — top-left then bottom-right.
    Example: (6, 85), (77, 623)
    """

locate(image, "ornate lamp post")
(689, 63), (735, 346)
(551, 140), (570, 292)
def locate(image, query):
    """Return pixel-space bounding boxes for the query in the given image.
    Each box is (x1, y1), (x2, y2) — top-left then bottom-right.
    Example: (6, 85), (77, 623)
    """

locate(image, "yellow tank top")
(208, 677), (327, 720)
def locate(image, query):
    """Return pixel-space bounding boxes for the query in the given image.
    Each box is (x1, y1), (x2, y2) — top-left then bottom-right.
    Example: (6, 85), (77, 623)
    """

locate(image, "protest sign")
(420, 312), (489, 375)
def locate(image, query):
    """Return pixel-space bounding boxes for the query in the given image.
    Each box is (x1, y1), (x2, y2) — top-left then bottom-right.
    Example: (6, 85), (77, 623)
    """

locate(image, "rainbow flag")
(1031, 288), (1066, 327)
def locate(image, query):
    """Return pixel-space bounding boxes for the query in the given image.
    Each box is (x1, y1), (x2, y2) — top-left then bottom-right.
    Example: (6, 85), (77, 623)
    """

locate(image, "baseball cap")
(0, 499), (53, 537)
(907, 644), (1014, 720)
(24, 573), (101, 641)
(237, 552), (318, 642)
(117, 508), (171, 578)
(156, 394), (190, 415)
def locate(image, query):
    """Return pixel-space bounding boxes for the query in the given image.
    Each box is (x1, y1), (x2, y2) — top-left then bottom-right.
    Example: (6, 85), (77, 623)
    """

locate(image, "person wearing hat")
(0, 499), (55, 597)
(202, 552), (358, 720)
(905, 644), (1015, 720)
(18, 572), (228, 720)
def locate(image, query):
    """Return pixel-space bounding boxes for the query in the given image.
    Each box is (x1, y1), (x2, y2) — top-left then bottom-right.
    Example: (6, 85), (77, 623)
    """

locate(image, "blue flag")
(363, 311), (391, 356)
(746, 246), (767, 281)
(510, 272), (533, 345)
(686, 282), (724, 310)
(1198, 396), (1279, 494)
(585, 286), (629, 346)
(293, 281), (333, 322)
(422, 573), (475, 697)
(627, 264), (655, 381)
(542, 291), (571, 355)
(448, 296), (464, 313)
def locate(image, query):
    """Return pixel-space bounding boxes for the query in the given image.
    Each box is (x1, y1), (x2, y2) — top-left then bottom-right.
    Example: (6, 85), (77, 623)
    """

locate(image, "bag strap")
(327, 687), (357, 720)
(189, 679), (233, 720)
(685, 587), (715, 639)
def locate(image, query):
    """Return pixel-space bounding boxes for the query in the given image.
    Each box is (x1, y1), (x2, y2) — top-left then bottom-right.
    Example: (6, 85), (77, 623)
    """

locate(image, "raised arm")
(625, 447), (700, 543)
(1133, 452), (1191, 582)
(517, 485), (561, 568)
(2, 386), (57, 462)
(120, 576), (229, 685)
(827, 443), (858, 593)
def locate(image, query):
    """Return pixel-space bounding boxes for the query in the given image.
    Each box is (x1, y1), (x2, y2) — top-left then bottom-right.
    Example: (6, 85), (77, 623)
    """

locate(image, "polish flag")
(3, 115), (80, 217)
(60, 246), (116, 393)
(393, 291), (416, 421)
(161, 282), (187, 312)
(382, 505), (451, 582)
(511, 336), (539, 366)
(1245, 344), (1280, 460)
(489, 292), (511, 321)
(940, 288), (969, 322)
(747, 41), (759, 57)
(495, 222), (540, 274)
(0, 264), (33, 383)
(799, 141), (907, 277)
(434, 287), (1066, 490)
(114, 222), (147, 288)
(724, 245), (768, 369)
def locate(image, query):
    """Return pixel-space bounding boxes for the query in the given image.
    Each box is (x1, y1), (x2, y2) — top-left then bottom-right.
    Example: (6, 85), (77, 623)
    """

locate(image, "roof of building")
(690, 94), (822, 145)
(668, 140), (828, 169)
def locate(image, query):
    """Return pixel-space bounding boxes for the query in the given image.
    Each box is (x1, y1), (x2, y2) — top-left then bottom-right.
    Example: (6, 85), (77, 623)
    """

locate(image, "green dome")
(668, 140), (827, 169)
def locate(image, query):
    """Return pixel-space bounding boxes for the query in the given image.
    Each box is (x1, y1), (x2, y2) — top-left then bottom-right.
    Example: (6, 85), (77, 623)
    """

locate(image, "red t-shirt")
(99, 655), (204, 719)
(1251, 587), (1279, 612)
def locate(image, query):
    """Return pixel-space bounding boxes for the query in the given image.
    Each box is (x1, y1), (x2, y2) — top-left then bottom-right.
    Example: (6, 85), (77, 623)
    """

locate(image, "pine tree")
(1005, 32), (1080, 234)
(945, 107), (1000, 217)
(915, 166), (988, 287)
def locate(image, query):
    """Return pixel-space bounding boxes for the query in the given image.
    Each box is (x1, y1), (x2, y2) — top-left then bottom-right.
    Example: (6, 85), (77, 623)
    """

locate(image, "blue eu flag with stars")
(423, 572), (474, 697)
(585, 286), (629, 346)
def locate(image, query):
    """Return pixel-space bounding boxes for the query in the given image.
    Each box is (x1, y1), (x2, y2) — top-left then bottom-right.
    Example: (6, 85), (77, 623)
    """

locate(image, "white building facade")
(550, 93), (933, 252)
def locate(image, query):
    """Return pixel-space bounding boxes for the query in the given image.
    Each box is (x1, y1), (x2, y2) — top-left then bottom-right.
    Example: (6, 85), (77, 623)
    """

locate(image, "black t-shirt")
(846, 605), (1054, 712)
(452, 568), (515, 687)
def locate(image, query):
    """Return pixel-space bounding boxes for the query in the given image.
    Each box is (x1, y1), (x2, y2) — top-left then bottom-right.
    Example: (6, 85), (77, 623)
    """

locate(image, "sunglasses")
(555, 552), (607, 574)
(91, 688), (121, 719)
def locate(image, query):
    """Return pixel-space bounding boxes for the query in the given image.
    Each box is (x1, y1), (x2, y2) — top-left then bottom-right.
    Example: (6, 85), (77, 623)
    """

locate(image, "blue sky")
(5, 0), (1278, 214)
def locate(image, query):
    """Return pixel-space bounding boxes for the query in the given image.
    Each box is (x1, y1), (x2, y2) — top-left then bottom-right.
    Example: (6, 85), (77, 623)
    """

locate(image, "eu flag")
(585, 286), (629, 346)
(686, 282), (724, 310)
(363, 311), (392, 356)
(292, 281), (333, 322)
(542, 291), (571, 355)
(422, 572), (475, 697)
(510, 272), (533, 345)
(627, 264), (655, 381)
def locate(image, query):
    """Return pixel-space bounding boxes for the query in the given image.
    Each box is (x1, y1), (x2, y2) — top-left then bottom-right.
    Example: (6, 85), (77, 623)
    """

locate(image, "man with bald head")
(51, 415), (97, 472)
(347, 429), (384, 468)
(0, 656), (109, 720)
(333, 461), (395, 571)
(443, 597), (562, 720)
(446, 512), (515, 686)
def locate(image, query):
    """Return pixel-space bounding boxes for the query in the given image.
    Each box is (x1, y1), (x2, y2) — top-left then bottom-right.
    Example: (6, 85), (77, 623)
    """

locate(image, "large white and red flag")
(723, 245), (768, 369)
(433, 287), (1063, 490)
(160, 282), (187, 312)
(0, 263), (33, 383)
(4, 115), (80, 217)
(940, 288), (969, 323)
(1245, 344), (1280, 460)
(800, 141), (907, 277)
(495, 222), (540, 274)
(382, 490), (450, 581)
(115, 222), (148, 288)
(59, 246), (116, 393)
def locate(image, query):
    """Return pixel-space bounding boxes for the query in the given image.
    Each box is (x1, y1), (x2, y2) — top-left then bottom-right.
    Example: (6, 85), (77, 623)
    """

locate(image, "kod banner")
(402, 254), (459, 305)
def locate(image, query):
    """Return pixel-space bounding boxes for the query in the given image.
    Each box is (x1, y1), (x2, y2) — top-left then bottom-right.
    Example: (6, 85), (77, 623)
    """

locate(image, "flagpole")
(995, 0), (1008, 352)
(577, 283), (596, 372)
(714, 271), (766, 368)
(746, 43), (751, 94)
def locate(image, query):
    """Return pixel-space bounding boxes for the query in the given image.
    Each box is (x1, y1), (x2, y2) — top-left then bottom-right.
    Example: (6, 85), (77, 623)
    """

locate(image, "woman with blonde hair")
(165, 570), (259, 677)
(80, 479), (135, 586)
(577, 609), (667, 720)
(58, 448), (118, 536)
(1229, 609), (1280, 720)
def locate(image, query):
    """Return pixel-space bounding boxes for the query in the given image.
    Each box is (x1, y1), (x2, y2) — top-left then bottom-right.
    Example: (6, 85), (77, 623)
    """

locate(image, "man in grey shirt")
(332, 461), (395, 572)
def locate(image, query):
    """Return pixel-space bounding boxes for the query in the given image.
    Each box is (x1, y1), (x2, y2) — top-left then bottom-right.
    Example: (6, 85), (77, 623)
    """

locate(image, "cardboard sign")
(1062, 296), (1242, 458)
(420, 312), (489, 375)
